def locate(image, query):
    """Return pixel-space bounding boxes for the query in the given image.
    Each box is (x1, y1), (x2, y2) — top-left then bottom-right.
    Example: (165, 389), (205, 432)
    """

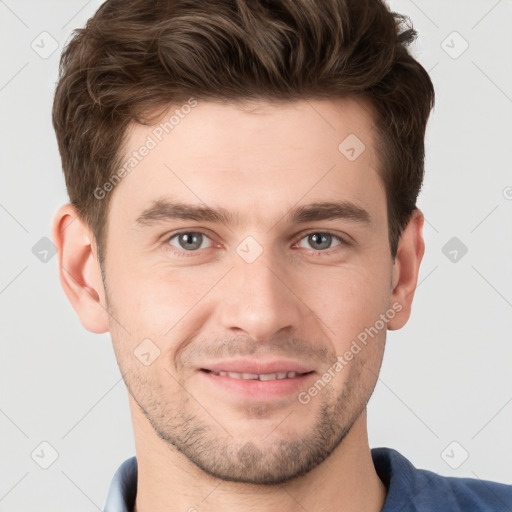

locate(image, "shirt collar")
(103, 456), (137, 512)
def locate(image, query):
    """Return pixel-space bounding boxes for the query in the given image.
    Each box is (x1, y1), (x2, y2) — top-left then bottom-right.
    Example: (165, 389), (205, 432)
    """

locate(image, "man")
(51, 0), (512, 511)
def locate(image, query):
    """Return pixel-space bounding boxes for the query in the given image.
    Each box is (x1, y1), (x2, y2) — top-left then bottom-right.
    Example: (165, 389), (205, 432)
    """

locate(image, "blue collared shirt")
(103, 447), (512, 511)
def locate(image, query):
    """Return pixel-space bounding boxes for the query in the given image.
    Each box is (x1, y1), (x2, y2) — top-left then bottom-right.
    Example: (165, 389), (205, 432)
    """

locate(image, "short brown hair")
(52, 0), (434, 261)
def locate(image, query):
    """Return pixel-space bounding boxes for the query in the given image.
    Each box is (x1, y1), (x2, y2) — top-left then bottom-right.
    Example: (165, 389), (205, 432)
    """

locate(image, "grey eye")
(169, 232), (211, 251)
(298, 233), (341, 251)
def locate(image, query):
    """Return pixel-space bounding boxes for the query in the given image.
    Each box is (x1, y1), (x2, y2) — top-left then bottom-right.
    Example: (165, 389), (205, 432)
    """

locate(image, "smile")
(203, 369), (312, 380)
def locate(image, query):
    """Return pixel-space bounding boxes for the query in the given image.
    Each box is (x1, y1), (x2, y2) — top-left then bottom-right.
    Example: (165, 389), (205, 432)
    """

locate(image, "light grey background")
(1, 0), (511, 510)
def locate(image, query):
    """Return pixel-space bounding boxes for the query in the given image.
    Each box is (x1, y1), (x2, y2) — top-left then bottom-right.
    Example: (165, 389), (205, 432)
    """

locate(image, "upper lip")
(199, 359), (315, 375)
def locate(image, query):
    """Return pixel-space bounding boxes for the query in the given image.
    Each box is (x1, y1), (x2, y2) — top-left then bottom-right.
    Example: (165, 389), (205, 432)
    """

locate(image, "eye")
(168, 231), (213, 251)
(296, 232), (343, 251)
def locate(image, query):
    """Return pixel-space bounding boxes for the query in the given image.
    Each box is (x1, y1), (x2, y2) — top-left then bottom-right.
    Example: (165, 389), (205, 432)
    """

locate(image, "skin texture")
(53, 98), (425, 512)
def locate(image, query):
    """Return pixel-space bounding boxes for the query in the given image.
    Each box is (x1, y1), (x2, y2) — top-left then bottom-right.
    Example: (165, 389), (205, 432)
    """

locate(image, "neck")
(131, 407), (386, 512)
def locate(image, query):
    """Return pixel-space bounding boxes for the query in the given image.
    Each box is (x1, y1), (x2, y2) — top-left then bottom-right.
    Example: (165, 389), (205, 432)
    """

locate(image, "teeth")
(209, 370), (305, 380)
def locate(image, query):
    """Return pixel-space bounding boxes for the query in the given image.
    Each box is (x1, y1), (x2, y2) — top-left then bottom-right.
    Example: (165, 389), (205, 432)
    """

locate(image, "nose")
(216, 248), (304, 343)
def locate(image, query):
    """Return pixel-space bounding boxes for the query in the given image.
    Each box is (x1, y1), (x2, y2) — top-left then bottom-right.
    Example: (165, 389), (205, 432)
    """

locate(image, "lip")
(198, 358), (315, 375)
(197, 359), (317, 400)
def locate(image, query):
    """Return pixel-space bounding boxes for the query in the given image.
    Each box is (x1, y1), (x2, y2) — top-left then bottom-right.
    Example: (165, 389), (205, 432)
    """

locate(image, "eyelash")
(164, 230), (348, 258)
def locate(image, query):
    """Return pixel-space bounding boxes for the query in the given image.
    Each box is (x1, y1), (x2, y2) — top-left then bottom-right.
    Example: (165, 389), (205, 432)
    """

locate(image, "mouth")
(201, 369), (314, 381)
(198, 364), (317, 400)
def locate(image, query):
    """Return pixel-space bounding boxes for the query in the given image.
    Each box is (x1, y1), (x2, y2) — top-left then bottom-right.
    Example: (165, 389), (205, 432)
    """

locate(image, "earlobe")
(52, 204), (110, 334)
(387, 209), (425, 331)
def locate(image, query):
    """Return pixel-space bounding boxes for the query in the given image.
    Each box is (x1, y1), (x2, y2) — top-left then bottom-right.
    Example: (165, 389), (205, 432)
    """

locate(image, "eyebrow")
(135, 199), (371, 227)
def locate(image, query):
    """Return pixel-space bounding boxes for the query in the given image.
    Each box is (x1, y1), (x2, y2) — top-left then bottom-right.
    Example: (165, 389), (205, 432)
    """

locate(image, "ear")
(52, 204), (109, 334)
(387, 208), (425, 331)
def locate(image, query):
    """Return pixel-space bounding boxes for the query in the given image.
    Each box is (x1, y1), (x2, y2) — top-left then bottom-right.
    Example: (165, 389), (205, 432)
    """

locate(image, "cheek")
(107, 262), (224, 337)
(300, 262), (391, 336)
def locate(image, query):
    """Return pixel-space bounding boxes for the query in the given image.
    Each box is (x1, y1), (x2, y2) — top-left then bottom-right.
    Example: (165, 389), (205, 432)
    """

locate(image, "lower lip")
(199, 370), (316, 400)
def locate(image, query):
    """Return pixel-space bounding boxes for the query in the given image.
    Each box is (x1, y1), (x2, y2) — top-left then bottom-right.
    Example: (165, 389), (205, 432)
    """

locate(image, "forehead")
(109, 98), (386, 230)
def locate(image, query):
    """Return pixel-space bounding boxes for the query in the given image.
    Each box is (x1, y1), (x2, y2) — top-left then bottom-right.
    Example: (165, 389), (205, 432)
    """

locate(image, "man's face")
(103, 98), (396, 483)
